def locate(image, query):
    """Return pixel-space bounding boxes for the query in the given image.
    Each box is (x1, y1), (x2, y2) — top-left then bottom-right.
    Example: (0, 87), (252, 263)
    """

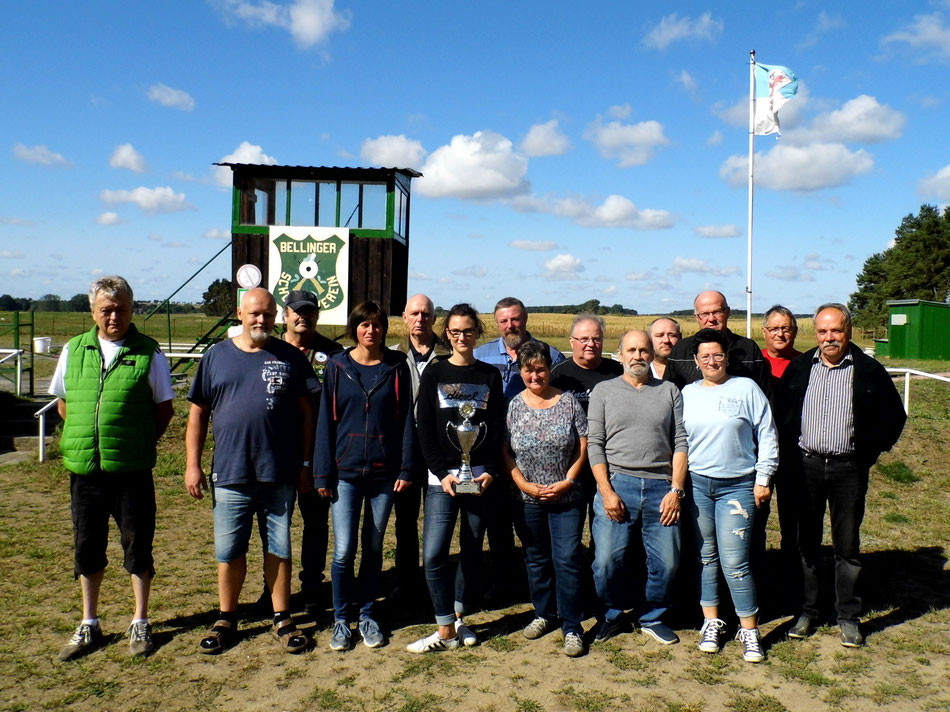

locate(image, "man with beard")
(185, 288), (317, 655)
(648, 317), (681, 380)
(474, 297), (565, 602)
(474, 297), (565, 401)
(587, 330), (687, 646)
(777, 304), (905, 647)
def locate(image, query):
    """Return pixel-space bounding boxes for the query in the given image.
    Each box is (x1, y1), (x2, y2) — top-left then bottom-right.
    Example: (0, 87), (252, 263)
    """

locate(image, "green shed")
(879, 299), (950, 360)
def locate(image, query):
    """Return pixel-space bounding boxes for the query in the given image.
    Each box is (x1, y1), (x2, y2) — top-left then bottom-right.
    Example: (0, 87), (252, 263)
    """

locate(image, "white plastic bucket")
(33, 337), (52, 354)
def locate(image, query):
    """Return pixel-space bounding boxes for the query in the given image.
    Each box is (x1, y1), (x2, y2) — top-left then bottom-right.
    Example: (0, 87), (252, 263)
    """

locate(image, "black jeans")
(393, 477), (423, 586)
(798, 452), (869, 623)
(297, 489), (330, 596)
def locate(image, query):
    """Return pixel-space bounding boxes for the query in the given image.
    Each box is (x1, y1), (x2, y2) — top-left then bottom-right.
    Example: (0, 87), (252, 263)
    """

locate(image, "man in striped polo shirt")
(776, 303), (905, 648)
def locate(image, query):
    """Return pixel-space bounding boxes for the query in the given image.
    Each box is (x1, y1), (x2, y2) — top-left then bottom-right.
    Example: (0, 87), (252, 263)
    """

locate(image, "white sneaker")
(455, 619), (477, 647)
(407, 631), (460, 654)
(523, 617), (551, 640)
(563, 632), (585, 657)
(698, 618), (725, 653)
(736, 627), (765, 663)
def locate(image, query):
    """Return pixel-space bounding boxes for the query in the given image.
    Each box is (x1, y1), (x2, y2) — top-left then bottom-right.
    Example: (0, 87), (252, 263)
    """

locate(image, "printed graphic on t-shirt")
(262, 359), (292, 410)
(437, 383), (490, 410)
(717, 398), (741, 417)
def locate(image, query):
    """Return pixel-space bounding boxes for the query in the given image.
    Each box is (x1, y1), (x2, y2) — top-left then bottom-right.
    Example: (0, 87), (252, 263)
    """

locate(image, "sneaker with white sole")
(358, 617), (385, 648)
(329, 620), (352, 651)
(407, 631), (460, 654)
(523, 617), (551, 640)
(455, 619), (477, 647)
(735, 627), (765, 663)
(641, 622), (679, 645)
(563, 632), (585, 657)
(127, 621), (155, 657)
(58, 622), (104, 661)
(698, 618), (726, 653)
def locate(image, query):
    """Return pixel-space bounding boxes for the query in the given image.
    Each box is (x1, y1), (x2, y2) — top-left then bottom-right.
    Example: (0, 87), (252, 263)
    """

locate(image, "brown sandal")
(273, 618), (308, 654)
(199, 619), (236, 654)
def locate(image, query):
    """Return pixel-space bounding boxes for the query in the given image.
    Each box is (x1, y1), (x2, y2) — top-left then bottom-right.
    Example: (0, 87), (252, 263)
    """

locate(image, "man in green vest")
(49, 276), (174, 661)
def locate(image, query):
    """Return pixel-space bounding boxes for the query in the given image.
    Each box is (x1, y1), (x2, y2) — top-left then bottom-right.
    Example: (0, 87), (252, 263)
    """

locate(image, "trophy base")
(455, 480), (482, 495)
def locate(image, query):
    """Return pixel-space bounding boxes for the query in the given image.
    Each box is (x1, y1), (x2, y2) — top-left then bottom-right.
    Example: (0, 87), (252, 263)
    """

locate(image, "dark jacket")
(315, 347), (414, 489)
(775, 344), (906, 470)
(664, 328), (772, 399)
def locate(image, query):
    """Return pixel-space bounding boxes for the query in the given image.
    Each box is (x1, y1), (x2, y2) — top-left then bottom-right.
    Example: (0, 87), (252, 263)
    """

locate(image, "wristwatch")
(670, 487), (686, 499)
(302, 460), (313, 468)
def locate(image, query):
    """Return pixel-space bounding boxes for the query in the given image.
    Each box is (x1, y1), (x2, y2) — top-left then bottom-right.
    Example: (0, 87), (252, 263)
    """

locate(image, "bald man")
(664, 291), (770, 396)
(391, 294), (450, 596)
(186, 288), (317, 655)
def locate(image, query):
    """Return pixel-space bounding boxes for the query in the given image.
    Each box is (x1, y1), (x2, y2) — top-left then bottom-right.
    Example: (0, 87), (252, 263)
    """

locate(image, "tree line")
(0, 293), (200, 314)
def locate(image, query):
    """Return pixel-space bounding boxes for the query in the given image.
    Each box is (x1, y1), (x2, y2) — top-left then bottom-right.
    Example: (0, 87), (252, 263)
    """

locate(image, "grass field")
(0, 329), (947, 710)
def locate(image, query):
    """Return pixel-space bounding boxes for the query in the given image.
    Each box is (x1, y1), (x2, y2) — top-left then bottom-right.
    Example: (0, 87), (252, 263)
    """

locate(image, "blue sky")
(2, 1), (949, 316)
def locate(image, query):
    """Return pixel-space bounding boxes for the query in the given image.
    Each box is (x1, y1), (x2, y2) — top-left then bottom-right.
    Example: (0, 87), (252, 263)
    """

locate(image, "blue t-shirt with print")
(188, 338), (319, 486)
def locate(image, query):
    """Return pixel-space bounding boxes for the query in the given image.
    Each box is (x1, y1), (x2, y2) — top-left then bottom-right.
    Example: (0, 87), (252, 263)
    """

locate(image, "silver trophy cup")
(447, 401), (486, 494)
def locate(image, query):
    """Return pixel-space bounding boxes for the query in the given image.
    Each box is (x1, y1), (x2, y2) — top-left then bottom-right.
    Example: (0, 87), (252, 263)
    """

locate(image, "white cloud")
(510, 240), (557, 251)
(520, 120), (571, 157)
(543, 253), (584, 279)
(451, 265), (488, 278)
(109, 143), (149, 173)
(512, 193), (675, 230)
(694, 224), (740, 238)
(147, 234), (162, 241)
(671, 257), (740, 276)
(408, 270), (432, 281)
(766, 266), (816, 282)
(625, 271), (651, 281)
(788, 95), (905, 144)
(13, 143), (72, 167)
(360, 134), (427, 168)
(919, 95), (942, 108)
(218, 0), (350, 49)
(882, 13), (950, 62)
(607, 104), (632, 119)
(675, 69), (697, 95)
(203, 228), (232, 240)
(643, 12), (723, 50)
(919, 163), (950, 200)
(603, 285), (617, 296)
(706, 130), (723, 146)
(0, 250), (25, 258)
(171, 170), (197, 181)
(147, 83), (195, 111)
(214, 141), (278, 186)
(583, 115), (669, 167)
(96, 212), (122, 225)
(99, 186), (193, 214)
(9, 268), (29, 277)
(0, 217), (35, 226)
(415, 131), (529, 200)
(719, 143), (874, 191)
(799, 10), (845, 48)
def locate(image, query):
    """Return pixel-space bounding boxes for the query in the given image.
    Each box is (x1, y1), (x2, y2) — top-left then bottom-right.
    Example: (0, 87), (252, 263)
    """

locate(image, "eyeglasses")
(696, 308), (726, 320)
(570, 336), (603, 345)
(446, 328), (477, 339)
(765, 326), (795, 335)
(698, 353), (726, 363)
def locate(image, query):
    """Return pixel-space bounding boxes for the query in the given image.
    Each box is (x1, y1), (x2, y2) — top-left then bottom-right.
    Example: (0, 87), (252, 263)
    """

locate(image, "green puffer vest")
(60, 324), (160, 474)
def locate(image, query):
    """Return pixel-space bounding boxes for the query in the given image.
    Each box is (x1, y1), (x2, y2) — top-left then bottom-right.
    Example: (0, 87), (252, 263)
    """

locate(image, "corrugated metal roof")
(213, 163), (422, 178)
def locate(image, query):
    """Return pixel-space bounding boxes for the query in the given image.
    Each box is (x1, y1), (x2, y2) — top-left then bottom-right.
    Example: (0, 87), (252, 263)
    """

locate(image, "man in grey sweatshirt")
(588, 330), (688, 646)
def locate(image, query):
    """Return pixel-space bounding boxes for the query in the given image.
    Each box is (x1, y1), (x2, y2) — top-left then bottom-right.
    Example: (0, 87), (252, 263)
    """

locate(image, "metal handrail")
(0, 349), (23, 396)
(33, 399), (59, 463)
(885, 368), (950, 414)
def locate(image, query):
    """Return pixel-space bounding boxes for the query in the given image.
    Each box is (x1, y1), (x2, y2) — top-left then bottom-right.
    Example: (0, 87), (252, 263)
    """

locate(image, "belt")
(801, 449), (854, 462)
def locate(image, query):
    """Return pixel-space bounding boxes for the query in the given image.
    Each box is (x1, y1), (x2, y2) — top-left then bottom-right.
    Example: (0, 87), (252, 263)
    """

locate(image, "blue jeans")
(592, 474), (680, 625)
(422, 485), (495, 626)
(690, 473), (758, 618)
(513, 498), (587, 635)
(330, 478), (395, 622)
(212, 482), (295, 562)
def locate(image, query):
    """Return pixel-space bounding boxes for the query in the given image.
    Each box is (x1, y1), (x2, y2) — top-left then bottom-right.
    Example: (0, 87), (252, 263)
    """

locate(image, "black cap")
(286, 290), (320, 311)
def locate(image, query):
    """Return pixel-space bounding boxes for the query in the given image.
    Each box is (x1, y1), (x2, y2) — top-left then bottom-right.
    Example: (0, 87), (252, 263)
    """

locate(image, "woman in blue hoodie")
(315, 301), (414, 651)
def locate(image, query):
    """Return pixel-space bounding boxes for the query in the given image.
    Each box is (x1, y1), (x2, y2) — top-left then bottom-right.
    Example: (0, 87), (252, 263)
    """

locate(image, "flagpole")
(746, 49), (756, 338)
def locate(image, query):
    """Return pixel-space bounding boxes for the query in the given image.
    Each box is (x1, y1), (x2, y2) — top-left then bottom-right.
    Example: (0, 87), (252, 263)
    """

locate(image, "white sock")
(131, 618), (148, 625)
(81, 618), (99, 627)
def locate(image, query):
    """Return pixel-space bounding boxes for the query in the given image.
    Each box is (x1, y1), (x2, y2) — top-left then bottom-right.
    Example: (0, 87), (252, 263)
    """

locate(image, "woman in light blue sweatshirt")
(682, 329), (778, 664)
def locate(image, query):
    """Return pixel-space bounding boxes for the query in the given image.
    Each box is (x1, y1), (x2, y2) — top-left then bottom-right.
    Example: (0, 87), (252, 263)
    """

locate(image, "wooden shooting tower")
(216, 163), (421, 325)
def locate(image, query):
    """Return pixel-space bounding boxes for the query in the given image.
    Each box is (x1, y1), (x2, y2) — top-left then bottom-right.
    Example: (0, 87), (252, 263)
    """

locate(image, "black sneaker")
(839, 620), (864, 648)
(788, 614), (816, 639)
(594, 618), (622, 643)
(641, 622), (679, 645)
(59, 622), (104, 661)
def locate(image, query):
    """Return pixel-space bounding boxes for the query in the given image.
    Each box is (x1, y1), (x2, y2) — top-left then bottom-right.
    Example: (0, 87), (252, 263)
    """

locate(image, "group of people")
(51, 277), (907, 665)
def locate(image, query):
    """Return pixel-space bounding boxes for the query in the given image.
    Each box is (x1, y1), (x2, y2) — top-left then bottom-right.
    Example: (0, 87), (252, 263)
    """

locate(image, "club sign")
(269, 226), (349, 325)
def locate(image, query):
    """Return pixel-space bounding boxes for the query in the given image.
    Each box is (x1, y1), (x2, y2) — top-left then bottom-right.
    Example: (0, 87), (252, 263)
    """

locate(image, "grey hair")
(814, 303), (852, 331)
(571, 312), (606, 336)
(493, 296), (526, 315)
(763, 305), (798, 330)
(647, 316), (681, 336)
(616, 329), (653, 355)
(89, 275), (133, 308)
